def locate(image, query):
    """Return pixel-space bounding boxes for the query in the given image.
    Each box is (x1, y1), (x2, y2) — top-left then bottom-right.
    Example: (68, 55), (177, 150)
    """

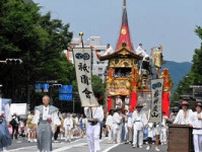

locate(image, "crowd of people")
(0, 95), (202, 152)
(25, 111), (87, 143)
(3, 111), (88, 144)
(104, 100), (202, 152)
(105, 103), (165, 151)
(0, 95), (90, 152)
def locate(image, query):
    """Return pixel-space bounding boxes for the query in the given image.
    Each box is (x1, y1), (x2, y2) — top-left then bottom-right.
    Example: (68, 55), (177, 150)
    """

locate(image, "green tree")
(92, 75), (105, 105)
(0, 0), (73, 103)
(174, 26), (202, 101)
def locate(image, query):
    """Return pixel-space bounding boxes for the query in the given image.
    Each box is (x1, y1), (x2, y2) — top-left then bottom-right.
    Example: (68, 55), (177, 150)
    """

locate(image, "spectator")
(26, 111), (36, 142)
(63, 113), (73, 142)
(10, 113), (20, 139)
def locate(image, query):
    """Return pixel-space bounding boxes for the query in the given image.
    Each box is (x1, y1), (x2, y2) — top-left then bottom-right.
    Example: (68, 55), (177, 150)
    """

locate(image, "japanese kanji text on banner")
(73, 47), (99, 107)
(150, 79), (164, 123)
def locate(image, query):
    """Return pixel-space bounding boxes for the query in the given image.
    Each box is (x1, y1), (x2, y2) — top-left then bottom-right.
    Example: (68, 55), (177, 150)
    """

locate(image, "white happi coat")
(106, 115), (113, 129)
(135, 45), (149, 58)
(32, 105), (61, 152)
(84, 106), (104, 152)
(132, 110), (147, 131)
(84, 106), (104, 123)
(112, 112), (122, 143)
(106, 114), (113, 141)
(127, 115), (133, 128)
(102, 46), (114, 56)
(32, 105), (61, 132)
(191, 111), (202, 152)
(63, 117), (73, 130)
(112, 112), (122, 129)
(173, 109), (193, 125)
(115, 97), (123, 109)
(191, 112), (202, 135)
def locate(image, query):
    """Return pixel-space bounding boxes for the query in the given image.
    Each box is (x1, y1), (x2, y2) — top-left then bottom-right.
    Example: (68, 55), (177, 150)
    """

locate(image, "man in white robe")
(32, 95), (61, 152)
(84, 105), (104, 152)
(132, 104), (147, 148)
(63, 113), (73, 142)
(102, 44), (114, 56)
(115, 96), (123, 109)
(191, 102), (202, 152)
(174, 100), (193, 125)
(135, 43), (149, 58)
(105, 110), (114, 143)
(125, 112), (133, 144)
(112, 108), (123, 143)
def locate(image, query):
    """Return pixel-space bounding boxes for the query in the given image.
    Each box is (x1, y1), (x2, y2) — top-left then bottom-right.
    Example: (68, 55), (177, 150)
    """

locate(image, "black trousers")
(54, 126), (60, 140)
(12, 125), (19, 139)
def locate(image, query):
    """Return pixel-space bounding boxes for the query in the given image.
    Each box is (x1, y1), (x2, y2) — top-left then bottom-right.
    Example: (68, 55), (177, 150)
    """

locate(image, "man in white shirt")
(191, 102), (202, 152)
(115, 96), (123, 109)
(160, 113), (169, 145)
(32, 95), (61, 152)
(132, 103), (147, 148)
(125, 112), (133, 144)
(102, 44), (114, 56)
(84, 105), (104, 152)
(135, 43), (149, 58)
(63, 113), (73, 142)
(106, 109), (114, 143)
(112, 108), (123, 144)
(174, 100), (193, 125)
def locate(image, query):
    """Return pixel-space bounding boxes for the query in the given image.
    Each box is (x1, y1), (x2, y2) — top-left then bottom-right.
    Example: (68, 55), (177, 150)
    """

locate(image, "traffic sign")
(59, 85), (73, 94)
(35, 83), (42, 93)
(59, 94), (72, 101)
(42, 83), (49, 92)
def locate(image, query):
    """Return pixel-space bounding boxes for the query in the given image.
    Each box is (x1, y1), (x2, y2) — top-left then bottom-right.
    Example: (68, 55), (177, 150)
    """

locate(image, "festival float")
(96, 0), (173, 117)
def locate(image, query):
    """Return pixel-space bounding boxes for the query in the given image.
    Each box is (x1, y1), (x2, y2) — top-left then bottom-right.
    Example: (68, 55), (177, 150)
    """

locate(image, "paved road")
(111, 144), (167, 152)
(7, 137), (118, 152)
(7, 138), (167, 152)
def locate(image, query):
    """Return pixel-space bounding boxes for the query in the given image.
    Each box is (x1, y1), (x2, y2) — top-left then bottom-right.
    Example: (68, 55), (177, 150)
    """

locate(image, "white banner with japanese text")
(73, 47), (98, 107)
(149, 79), (163, 123)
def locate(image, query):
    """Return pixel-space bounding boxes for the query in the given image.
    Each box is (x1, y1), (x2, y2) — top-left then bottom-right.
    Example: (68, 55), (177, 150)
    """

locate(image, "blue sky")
(33, 0), (202, 62)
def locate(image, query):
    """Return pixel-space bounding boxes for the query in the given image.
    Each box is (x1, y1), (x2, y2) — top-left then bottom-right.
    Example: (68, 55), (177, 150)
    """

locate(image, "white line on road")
(102, 143), (121, 152)
(8, 138), (83, 152)
(53, 138), (107, 152)
(9, 146), (36, 152)
(53, 143), (87, 152)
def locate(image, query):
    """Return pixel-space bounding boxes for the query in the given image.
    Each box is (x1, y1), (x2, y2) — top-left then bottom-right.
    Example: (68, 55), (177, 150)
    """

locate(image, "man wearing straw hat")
(132, 103), (147, 148)
(174, 100), (193, 125)
(191, 102), (202, 152)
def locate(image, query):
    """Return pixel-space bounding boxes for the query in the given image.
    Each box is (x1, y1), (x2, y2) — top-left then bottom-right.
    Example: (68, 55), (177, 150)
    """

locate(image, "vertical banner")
(150, 79), (163, 123)
(73, 47), (98, 107)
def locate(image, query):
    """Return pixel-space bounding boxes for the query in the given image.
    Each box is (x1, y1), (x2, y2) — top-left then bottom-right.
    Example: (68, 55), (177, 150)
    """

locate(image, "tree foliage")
(174, 26), (202, 100)
(0, 0), (74, 102)
(92, 75), (105, 105)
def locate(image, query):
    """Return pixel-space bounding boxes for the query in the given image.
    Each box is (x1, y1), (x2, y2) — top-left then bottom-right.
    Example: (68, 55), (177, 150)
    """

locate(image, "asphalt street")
(7, 137), (167, 152)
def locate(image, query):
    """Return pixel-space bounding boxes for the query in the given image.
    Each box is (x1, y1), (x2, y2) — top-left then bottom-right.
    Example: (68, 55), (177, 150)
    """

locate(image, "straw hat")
(181, 100), (189, 106)
(196, 102), (202, 108)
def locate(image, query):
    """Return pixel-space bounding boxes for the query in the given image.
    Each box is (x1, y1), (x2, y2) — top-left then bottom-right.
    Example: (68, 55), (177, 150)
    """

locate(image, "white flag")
(73, 47), (99, 107)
